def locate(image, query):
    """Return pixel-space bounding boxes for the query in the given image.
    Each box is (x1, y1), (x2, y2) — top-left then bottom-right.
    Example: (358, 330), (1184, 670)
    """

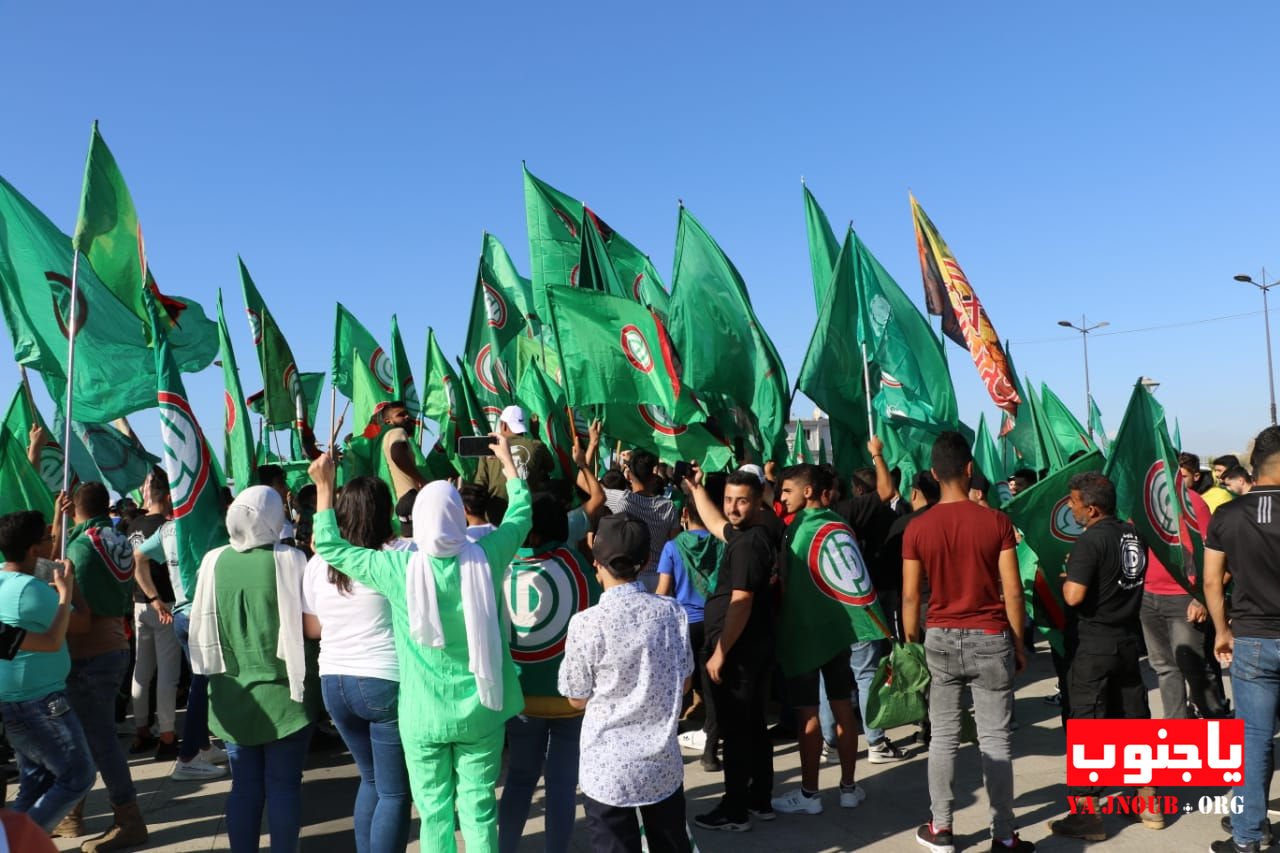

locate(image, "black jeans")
(584, 788), (691, 853)
(1066, 629), (1150, 798)
(688, 621), (718, 752)
(707, 649), (773, 818)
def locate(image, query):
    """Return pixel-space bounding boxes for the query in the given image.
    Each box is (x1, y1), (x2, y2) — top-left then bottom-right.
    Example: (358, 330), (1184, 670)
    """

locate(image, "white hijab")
(189, 486), (309, 703)
(406, 481), (503, 711)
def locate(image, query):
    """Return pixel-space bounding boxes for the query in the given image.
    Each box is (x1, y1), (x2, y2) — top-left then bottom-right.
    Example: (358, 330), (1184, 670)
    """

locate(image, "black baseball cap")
(592, 515), (650, 574)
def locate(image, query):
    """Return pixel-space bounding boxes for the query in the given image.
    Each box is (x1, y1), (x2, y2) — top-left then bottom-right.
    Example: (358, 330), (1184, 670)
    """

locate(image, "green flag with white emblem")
(332, 304), (394, 401)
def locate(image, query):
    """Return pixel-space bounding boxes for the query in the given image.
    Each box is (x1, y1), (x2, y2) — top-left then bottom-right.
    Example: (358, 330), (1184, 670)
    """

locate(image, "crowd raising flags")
(0, 120), (1265, 853)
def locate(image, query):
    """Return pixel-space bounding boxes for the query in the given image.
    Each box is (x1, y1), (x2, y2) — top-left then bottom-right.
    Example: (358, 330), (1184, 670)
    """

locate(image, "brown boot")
(51, 799), (85, 838)
(1049, 801), (1106, 842)
(1134, 786), (1166, 830)
(80, 801), (148, 852)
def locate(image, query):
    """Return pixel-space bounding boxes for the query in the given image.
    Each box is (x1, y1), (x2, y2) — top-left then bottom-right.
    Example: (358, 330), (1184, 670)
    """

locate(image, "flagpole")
(58, 253), (81, 560)
(328, 386), (338, 454)
(860, 343), (874, 438)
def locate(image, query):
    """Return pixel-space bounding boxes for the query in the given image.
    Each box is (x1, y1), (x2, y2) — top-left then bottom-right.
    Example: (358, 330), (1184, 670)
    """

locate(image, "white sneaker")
(771, 789), (824, 815)
(200, 744), (229, 765)
(821, 742), (839, 763)
(678, 730), (707, 752)
(171, 755), (227, 781)
(839, 784), (867, 808)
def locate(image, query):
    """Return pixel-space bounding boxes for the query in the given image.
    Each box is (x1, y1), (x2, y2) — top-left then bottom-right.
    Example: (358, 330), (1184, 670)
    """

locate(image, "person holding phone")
(0, 510), (95, 834)
(308, 432), (532, 853)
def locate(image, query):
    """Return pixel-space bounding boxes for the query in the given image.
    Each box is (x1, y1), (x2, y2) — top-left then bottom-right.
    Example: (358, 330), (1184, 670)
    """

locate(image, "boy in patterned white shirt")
(559, 515), (694, 852)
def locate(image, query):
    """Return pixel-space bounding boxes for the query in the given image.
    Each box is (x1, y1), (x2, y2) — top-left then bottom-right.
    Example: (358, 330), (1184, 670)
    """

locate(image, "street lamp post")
(1057, 315), (1110, 439)
(1233, 269), (1278, 426)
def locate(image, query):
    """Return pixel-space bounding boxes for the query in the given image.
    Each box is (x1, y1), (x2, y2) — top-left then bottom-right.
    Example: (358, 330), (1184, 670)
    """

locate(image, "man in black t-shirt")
(1050, 472), (1155, 841)
(1206, 426), (1280, 853)
(683, 469), (777, 832)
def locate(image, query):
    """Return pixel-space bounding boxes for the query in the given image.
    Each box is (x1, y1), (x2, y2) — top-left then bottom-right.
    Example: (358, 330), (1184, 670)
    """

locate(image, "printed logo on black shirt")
(1119, 531), (1146, 589)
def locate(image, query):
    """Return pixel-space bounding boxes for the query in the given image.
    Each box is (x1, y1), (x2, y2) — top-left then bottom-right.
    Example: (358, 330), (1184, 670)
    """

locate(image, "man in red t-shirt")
(901, 432), (1031, 853)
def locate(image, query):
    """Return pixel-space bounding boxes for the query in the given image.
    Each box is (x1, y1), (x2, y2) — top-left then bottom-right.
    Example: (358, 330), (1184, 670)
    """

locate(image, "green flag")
(240, 258), (314, 434)
(149, 291), (228, 602)
(546, 285), (696, 418)
(777, 507), (889, 676)
(1039, 383), (1094, 461)
(421, 329), (474, 478)
(352, 348), (396, 433)
(0, 428), (53, 522)
(803, 185), (841, 309)
(1172, 417), (1182, 452)
(787, 425), (812, 465)
(797, 234), (872, 476)
(1089, 395), (1109, 454)
(2, 385), (65, 496)
(1002, 346), (1044, 472)
(669, 207), (790, 460)
(1024, 379), (1065, 473)
(594, 401), (734, 472)
(332, 303), (394, 400)
(0, 175), (162, 422)
(523, 166), (669, 322)
(1005, 450), (1105, 583)
(63, 417), (158, 496)
(463, 235), (529, 414)
(1103, 381), (1201, 596)
(852, 229), (958, 430)
(973, 413), (1011, 507)
(505, 544), (601, 695)
(72, 122), (219, 365)
(247, 372), (324, 433)
(389, 314), (420, 422)
(515, 362), (573, 480)
(217, 291), (256, 492)
(1015, 539), (1066, 655)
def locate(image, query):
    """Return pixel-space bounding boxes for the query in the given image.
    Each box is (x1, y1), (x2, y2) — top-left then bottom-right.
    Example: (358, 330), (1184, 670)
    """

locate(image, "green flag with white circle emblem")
(778, 508), (888, 677)
(1103, 380), (1201, 598)
(504, 544), (600, 697)
(148, 291), (227, 602)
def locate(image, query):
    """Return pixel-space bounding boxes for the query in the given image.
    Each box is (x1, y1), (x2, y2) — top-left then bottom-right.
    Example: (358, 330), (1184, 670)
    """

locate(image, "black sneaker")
(1210, 839), (1261, 853)
(154, 739), (180, 762)
(916, 823), (956, 853)
(700, 752), (722, 773)
(694, 806), (751, 833)
(1220, 816), (1273, 846)
(989, 834), (1035, 852)
(748, 804), (776, 822)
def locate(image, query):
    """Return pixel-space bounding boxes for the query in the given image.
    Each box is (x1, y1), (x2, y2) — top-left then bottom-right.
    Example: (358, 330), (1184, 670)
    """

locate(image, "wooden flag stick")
(860, 343), (874, 438)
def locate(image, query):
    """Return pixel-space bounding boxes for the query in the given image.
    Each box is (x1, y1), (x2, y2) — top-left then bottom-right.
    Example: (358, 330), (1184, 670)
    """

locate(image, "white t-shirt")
(466, 523), (495, 542)
(301, 539), (415, 682)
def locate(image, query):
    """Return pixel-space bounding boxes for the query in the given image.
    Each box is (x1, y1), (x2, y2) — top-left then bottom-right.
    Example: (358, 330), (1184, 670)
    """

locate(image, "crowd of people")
(0, 398), (1272, 853)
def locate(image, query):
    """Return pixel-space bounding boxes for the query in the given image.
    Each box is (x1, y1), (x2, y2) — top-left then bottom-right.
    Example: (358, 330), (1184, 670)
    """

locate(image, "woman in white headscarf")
(188, 485), (316, 853)
(307, 434), (531, 853)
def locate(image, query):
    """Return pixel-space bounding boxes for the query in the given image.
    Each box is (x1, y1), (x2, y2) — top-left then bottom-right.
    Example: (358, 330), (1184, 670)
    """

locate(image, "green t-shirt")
(206, 546), (318, 746)
(311, 479), (533, 743)
(0, 572), (69, 702)
(65, 516), (134, 618)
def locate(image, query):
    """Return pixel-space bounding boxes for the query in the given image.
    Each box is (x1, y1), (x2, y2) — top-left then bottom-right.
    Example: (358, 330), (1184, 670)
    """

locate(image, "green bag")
(865, 642), (931, 731)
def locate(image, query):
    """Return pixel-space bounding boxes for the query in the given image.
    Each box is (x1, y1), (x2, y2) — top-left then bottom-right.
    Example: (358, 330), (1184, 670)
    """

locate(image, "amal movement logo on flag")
(86, 526), (134, 582)
(631, 273), (646, 302)
(223, 390), (237, 433)
(46, 271), (88, 338)
(483, 281), (507, 329)
(505, 548), (589, 663)
(638, 404), (687, 436)
(1051, 495), (1086, 542)
(246, 308), (264, 346)
(158, 390), (211, 519)
(475, 344), (511, 394)
(1144, 461), (1181, 545)
(621, 325), (654, 373)
(370, 347), (395, 394)
(807, 522), (877, 607)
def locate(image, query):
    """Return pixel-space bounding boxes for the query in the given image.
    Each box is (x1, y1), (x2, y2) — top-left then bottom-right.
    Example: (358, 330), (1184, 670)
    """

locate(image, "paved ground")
(47, 648), (1247, 852)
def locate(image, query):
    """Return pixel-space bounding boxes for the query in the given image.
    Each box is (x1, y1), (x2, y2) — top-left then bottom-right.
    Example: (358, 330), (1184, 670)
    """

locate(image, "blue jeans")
(322, 675), (411, 853)
(497, 714), (582, 853)
(1, 691), (96, 831)
(66, 648), (136, 806)
(172, 609), (211, 761)
(225, 725), (313, 853)
(1229, 636), (1280, 846)
(820, 640), (888, 746)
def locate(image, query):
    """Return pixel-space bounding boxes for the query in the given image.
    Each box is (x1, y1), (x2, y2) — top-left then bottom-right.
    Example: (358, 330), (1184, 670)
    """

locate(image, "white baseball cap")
(738, 463), (766, 484)
(499, 405), (528, 435)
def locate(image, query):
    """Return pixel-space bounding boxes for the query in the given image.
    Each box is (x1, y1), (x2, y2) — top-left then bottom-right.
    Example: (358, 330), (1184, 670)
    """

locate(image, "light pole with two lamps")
(1057, 315), (1109, 440)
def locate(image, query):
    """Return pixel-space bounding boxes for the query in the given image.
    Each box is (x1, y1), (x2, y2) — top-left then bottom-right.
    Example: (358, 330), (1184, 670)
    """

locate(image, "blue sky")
(2, 2), (1277, 465)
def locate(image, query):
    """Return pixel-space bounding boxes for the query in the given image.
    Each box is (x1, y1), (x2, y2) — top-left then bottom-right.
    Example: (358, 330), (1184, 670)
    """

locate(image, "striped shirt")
(603, 489), (680, 583)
